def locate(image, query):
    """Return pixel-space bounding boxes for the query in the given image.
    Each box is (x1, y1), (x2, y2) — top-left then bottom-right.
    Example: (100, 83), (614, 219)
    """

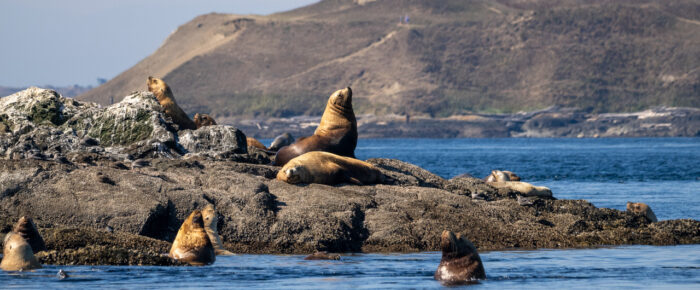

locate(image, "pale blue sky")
(0, 0), (318, 87)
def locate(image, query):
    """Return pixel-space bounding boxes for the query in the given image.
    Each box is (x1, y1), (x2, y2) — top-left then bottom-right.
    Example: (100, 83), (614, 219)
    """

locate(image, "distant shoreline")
(231, 106), (700, 139)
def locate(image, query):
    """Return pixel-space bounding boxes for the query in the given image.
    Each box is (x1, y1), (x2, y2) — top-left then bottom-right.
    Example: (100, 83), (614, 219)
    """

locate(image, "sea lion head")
(202, 204), (218, 232)
(626, 202), (658, 222)
(12, 216), (46, 253)
(1, 232), (42, 271)
(435, 230), (485, 283)
(146, 76), (172, 102)
(269, 133), (295, 151)
(194, 113), (217, 129)
(328, 87), (353, 110)
(279, 165), (310, 184)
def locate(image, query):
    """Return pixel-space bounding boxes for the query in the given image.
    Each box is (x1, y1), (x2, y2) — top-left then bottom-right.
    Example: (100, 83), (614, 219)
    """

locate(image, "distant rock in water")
(0, 88), (261, 162)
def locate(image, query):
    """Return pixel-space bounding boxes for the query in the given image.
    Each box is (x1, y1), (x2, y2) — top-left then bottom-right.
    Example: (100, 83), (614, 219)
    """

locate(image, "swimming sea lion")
(304, 251), (341, 260)
(274, 87), (357, 166)
(626, 202), (658, 222)
(146, 76), (196, 130)
(434, 230), (485, 284)
(193, 113), (217, 129)
(12, 216), (47, 253)
(487, 181), (552, 197)
(277, 151), (384, 185)
(169, 210), (216, 266)
(484, 170), (521, 182)
(268, 133), (295, 151)
(202, 204), (234, 256)
(247, 137), (268, 150)
(1, 233), (42, 271)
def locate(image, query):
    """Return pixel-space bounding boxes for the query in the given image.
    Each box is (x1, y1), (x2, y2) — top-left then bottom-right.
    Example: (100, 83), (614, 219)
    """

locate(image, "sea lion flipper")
(343, 173), (364, 185)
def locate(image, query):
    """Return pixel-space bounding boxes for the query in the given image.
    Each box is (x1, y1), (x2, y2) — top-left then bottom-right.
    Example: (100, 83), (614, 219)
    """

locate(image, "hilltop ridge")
(78, 0), (700, 118)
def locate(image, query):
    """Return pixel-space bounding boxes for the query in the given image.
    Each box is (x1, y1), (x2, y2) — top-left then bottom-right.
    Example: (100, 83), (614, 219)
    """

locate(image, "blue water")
(3, 138), (699, 288)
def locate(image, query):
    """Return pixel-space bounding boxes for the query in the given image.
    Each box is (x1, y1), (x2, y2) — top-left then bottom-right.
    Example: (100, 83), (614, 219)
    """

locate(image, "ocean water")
(2, 138), (699, 288)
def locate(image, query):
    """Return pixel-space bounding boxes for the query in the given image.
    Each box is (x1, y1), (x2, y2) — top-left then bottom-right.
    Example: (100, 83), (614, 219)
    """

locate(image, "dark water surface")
(3, 138), (699, 288)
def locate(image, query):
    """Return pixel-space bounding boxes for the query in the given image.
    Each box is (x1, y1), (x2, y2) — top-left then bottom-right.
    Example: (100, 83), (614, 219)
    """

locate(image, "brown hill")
(78, 0), (700, 119)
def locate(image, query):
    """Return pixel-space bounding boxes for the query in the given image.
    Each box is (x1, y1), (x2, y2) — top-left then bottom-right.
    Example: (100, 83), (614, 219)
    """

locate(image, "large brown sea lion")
(146, 76), (197, 130)
(434, 230), (486, 284)
(12, 216), (47, 253)
(193, 113), (217, 129)
(269, 133), (295, 151)
(202, 204), (234, 256)
(169, 210), (216, 266)
(626, 202), (658, 222)
(274, 87), (357, 166)
(1, 233), (42, 271)
(277, 151), (384, 185)
(304, 251), (341, 260)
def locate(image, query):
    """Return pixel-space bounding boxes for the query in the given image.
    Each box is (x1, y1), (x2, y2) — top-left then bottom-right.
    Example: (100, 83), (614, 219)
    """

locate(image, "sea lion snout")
(331, 87), (352, 107)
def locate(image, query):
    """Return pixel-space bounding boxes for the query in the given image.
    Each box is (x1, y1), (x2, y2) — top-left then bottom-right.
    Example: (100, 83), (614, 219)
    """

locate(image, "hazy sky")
(0, 0), (319, 87)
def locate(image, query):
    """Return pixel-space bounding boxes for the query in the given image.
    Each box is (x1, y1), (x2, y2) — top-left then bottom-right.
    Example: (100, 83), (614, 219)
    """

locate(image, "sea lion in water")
(1, 233), (42, 271)
(304, 251), (341, 260)
(277, 151), (384, 185)
(488, 181), (552, 197)
(247, 137), (268, 150)
(146, 76), (196, 130)
(434, 230), (485, 284)
(193, 113), (217, 129)
(269, 133), (295, 151)
(169, 210), (216, 266)
(484, 170), (521, 182)
(626, 202), (658, 222)
(274, 87), (357, 166)
(202, 204), (234, 256)
(11, 216), (46, 253)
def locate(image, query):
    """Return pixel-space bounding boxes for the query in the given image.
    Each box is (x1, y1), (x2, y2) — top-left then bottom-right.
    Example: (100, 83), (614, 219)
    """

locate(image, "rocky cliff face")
(1, 88), (698, 266)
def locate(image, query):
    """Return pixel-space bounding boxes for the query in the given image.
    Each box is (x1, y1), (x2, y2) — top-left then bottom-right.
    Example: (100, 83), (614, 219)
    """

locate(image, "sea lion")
(1, 233), (42, 271)
(277, 151), (384, 185)
(268, 133), (295, 151)
(274, 87), (357, 166)
(146, 76), (197, 130)
(484, 170), (521, 182)
(11, 216), (47, 253)
(247, 137), (268, 150)
(626, 202), (658, 222)
(169, 210), (216, 266)
(488, 181), (552, 197)
(434, 230), (485, 284)
(193, 113), (217, 129)
(202, 204), (234, 256)
(304, 251), (341, 260)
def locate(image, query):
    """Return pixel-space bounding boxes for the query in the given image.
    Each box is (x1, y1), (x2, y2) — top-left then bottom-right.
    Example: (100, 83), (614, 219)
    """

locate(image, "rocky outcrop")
(0, 88), (258, 162)
(0, 88), (698, 266)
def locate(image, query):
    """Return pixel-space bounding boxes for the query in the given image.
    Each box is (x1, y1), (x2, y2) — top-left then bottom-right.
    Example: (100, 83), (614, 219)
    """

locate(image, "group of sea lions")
(0, 78), (661, 285)
(145, 76), (383, 186)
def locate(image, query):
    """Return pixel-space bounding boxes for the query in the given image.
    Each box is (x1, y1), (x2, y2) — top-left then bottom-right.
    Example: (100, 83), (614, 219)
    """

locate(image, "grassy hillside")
(78, 0), (700, 118)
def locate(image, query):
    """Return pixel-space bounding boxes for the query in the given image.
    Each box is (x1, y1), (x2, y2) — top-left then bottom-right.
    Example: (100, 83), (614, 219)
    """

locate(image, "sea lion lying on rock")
(169, 209), (216, 266)
(1, 233), (42, 271)
(304, 251), (341, 260)
(202, 204), (234, 256)
(193, 113), (217, 129)
(247, 137), (268, 151)
(12, 216), (47, 253)
(434, 230), (486, 284)
(146, 76), (196, 130)
(627, 202), (658, 222)
(274, 87), (357, 166)
(269, 133), (295, 151)
(277, 151), (385, 185)
(484, 170), (521, 182)
(488, 181), (552, 197)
